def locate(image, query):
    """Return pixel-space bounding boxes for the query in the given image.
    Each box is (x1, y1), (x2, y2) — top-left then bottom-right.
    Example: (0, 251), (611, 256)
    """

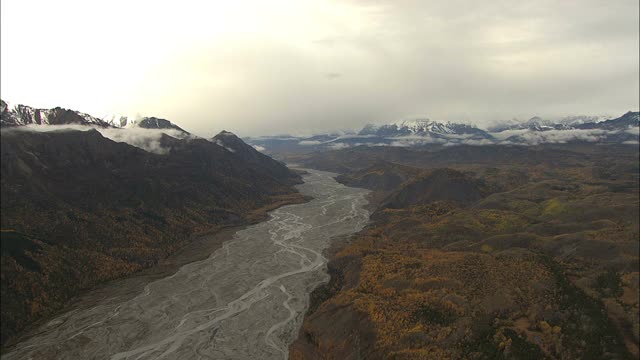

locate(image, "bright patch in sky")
(1, 0), (638, 136)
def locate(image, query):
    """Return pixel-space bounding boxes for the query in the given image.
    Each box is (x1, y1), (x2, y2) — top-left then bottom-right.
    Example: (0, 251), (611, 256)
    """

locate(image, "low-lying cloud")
(2, 124), (195, 154)
(279, 126), (640, 151)
(101, 127), (193, 154)
(298, 140), (323, 146)
(492, 128), (616, 145)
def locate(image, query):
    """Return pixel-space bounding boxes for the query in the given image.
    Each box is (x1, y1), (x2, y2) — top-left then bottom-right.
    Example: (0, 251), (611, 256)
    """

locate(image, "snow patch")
(215, 139), (236, 152)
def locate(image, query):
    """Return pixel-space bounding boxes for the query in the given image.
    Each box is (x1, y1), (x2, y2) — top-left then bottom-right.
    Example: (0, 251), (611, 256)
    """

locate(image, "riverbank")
(3, 169), (370, 359)
(2, 192), (309, 354)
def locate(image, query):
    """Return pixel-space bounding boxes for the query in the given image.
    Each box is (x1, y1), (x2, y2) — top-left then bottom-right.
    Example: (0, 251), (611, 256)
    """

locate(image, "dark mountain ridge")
(0, 127), (304, 346)
(381, 168), (486, 209)
(136, 117), (188, 133)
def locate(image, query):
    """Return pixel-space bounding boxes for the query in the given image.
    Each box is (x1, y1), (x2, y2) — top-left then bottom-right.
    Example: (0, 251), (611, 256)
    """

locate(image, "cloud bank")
(2, 125), (195, 154)
(1, 0), (638, 136)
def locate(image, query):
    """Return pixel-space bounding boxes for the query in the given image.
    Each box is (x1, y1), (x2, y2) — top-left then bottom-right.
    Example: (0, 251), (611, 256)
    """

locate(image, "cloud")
(3, 124), (194, 154)
(386, 135), (448, 147)
(358, 142), (388, 147)
(298, 140), (323, 146)
(328, 142), (350, 150)
(459, 138), (495, 146)
(247, 135), (301, 141)
(1, 0), (637, 136)
(323, 127), (638, 148)
(625, 127), (640, 135)
(100, 127), (193, 154)
(492, 128), (618, 145)
(252, 145), (266, 151)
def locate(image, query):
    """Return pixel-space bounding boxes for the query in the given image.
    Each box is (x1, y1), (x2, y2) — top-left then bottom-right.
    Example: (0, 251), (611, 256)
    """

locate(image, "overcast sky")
(1, 0), (638, 136)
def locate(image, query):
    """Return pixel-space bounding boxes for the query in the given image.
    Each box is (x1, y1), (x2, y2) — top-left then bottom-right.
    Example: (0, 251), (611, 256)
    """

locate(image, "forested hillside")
(291, 143), (639, 359)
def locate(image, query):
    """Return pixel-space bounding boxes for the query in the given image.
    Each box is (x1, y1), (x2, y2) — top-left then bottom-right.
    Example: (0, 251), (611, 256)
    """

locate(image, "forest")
(290, 143), (639, 359)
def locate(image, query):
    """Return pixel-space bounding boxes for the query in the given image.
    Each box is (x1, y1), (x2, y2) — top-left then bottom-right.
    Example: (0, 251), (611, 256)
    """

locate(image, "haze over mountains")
(247, 111), (640, 152)
(4, 99), (638, 151)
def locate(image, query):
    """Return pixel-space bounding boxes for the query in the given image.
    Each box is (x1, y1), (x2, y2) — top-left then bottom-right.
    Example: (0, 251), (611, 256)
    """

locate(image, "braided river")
(3, 169), (370, 360)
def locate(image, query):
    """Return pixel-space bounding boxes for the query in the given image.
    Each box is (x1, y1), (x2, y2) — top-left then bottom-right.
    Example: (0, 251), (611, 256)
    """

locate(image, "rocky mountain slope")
(0, 124), (304, 346)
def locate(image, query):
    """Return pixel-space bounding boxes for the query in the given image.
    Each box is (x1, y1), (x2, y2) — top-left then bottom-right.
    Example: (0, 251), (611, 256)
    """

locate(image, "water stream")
(3, 169), (370, 360)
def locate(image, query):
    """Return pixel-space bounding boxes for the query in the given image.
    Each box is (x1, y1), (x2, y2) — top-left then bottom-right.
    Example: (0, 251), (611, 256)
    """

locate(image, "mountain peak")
(357, 118), (490, 138)
(212, 130), (248, 153)
(358, 124), (379, 135)
(1, 100), (111, 128)
(217, 130), (237, 137)
(136, 117), (189, 133)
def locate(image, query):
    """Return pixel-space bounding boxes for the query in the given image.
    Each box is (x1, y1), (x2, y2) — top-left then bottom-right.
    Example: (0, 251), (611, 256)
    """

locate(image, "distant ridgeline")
(0, 99), (188, 133)
(246, 112), (640, 153)
(0, 99), (304, 346)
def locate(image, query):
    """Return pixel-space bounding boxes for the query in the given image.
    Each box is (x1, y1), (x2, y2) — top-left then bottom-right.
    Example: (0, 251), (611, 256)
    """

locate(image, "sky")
(1, 0), (638, 137)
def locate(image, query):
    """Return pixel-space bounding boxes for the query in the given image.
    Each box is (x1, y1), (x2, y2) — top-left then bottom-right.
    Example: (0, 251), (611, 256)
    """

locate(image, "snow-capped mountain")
(100, 113), (138, 128)
(246, 112), (639, 152)
(490, 112), (639, 145)
(489, 114), (618, 132)
(1, 100), (111, 127)
(100, 112), (190, 133)
(394, 119), (457, 134)
(574, 111), (639, 131)
(1, 100), (190, 134)
(247, 118), (495, 152)
(489, 116), (564, 132)
(359, 118), (491, 139)
(560, 115), (611, 126)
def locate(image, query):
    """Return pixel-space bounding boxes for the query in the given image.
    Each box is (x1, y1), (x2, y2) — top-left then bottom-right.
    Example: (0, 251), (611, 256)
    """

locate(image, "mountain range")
(1, 100), (187, 133)
(3, 99), (637, 150)
(247, 111), (640, 153)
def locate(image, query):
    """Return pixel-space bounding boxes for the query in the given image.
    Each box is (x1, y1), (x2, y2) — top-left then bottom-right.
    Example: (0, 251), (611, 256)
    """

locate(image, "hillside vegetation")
(0, 129), (304, 346)
(291, 143), (639, 359)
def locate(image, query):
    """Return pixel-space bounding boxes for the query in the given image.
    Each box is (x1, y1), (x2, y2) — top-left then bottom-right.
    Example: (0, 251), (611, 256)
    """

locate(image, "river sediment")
(3, 169), (369, 360)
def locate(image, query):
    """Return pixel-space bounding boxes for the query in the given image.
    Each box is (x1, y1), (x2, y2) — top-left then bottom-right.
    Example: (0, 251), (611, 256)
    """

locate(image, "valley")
(2, 2), (638, 358)
(0, 124), (305, 347)
(1, 102), (639, 359)
(2, 169), (370, 359)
